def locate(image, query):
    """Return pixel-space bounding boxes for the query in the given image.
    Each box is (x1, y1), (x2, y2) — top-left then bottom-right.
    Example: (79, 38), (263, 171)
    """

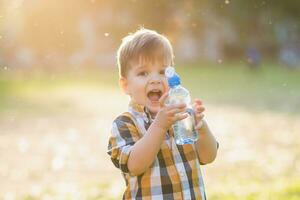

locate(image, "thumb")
(159, 92), (169, 107)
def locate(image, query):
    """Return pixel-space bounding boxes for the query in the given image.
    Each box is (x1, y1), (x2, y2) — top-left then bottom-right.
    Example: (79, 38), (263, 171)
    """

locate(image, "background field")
(1, 63), (300, 199)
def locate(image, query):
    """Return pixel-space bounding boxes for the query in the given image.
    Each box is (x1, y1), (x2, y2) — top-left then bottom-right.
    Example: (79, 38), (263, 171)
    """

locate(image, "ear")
(119, 77), (129, 95)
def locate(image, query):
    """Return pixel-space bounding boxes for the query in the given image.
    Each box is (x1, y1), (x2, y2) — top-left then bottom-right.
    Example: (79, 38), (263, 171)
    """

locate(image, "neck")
(170, 84), (180, 89)
(149, 111), (157, 119)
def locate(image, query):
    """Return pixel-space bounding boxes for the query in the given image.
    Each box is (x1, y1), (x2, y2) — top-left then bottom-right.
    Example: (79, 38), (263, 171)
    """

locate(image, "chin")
(147, 105), (160, 116)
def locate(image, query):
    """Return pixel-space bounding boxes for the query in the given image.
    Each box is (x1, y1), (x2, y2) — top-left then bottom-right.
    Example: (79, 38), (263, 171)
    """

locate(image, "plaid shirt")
(107, 101), (211, 200)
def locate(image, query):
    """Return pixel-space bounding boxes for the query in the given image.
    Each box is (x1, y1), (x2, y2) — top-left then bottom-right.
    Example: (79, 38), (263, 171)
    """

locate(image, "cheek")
(129, 79), (146, 95)
(163, 80), (169, 92)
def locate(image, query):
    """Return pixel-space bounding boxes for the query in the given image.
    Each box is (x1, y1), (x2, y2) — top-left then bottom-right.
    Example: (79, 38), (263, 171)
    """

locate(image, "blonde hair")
(117, 28), (174, 78)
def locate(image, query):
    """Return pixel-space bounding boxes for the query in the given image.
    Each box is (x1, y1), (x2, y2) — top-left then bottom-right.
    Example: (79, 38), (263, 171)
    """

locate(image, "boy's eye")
(159, 69), (165, 75)
(138, 71), (148, 76)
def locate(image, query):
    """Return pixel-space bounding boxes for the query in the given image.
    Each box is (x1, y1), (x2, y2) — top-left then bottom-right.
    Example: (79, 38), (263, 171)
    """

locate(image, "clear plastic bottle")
(165, 66), (198, 145)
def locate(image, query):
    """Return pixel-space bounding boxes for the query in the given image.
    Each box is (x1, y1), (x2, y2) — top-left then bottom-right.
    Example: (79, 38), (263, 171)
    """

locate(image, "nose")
(149, 73), (162, 84)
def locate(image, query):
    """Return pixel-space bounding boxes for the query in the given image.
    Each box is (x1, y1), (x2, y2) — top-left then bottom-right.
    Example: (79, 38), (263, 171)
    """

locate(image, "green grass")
(20, 182), (122, 200)
(0, 67), (118, 114)
(210, 180), (300, 200)
(0, 63), (300, 199)
(17, 180), (300, 200)
(177, 62), (300, 114)
(0, 62), (299, 115)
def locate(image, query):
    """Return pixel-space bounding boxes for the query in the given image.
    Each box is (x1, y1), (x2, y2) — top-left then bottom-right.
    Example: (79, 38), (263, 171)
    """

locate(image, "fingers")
(193, 109), (205, 131)
(166, 103), (186, 111)
(195, 113), (205, 120)
(193, 99), (205, 112)
(168, 107), (186, 115)
(195, 120), (204, 130)
(194, 105), (205, 113)
(159, 92), (169, 107)
(174, 113), (189, 121)
(194, 99), (203, 105)
(165, 103), (188, 122)
(195, 111), (205, 130)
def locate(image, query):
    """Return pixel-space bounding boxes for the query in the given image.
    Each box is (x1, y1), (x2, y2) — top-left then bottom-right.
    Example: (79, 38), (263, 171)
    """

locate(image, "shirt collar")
(128, 100), (153, 123)
(128, 100), (173, 137)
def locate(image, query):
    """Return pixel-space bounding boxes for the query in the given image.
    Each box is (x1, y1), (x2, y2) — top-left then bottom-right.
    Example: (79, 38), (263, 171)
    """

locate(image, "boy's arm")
(127, 94), (187, 176)
(195, 120), (218, 164)
(193, 99), (218, 164)
(127, 120), (167, 175)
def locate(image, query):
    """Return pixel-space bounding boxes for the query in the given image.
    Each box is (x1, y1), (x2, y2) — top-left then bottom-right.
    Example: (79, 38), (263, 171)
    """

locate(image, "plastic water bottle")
(165, 66), (198, 145)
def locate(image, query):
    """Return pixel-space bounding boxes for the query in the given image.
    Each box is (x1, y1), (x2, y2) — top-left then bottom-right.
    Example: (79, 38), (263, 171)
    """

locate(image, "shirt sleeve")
(107, 114), (140, 174)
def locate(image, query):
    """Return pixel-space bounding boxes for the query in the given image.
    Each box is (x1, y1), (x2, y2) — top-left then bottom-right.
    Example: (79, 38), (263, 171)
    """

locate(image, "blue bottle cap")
(168, 74), (181, 87)
(165, 66), (181, 88)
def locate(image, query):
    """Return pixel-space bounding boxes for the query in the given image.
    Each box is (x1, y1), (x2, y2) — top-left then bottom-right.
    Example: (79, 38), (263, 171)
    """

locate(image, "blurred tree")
(211, 0), (300, 57)
(1, 0), (300, 68)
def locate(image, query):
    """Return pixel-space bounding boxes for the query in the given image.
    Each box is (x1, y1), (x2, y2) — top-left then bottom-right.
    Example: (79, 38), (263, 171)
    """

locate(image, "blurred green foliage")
(0, 63), (299, 199)
(1, 63), (299, 115)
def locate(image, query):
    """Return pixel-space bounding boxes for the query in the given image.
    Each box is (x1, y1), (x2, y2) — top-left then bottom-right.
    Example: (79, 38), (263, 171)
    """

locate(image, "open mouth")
(147, 89), (162, 103)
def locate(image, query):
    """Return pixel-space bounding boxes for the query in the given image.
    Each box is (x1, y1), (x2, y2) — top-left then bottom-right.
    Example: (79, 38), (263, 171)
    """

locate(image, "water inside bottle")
(173, 108), (198, 145)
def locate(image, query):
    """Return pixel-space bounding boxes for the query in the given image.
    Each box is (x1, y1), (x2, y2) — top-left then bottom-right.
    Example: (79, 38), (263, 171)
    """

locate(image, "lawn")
(0, 63), (300, 199)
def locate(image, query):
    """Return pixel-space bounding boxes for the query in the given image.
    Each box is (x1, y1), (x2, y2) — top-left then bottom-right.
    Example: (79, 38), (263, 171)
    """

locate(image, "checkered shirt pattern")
(107, 101), (209, 200)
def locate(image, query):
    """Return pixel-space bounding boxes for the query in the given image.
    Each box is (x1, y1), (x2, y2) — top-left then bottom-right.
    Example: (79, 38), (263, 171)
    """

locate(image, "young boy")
(107, 28), (218, 200)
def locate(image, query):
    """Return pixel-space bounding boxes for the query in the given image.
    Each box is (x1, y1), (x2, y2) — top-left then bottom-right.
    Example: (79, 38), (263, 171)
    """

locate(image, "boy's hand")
(154, 93), (188, 132)
(193, 99), (205, 130)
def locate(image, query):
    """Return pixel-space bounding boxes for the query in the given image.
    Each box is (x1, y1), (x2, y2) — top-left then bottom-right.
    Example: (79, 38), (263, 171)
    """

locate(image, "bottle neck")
(170, 84), (181, 89)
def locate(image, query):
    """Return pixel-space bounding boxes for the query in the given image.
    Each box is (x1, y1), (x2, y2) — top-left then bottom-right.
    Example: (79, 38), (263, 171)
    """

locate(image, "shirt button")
(179, 171), (185, 177)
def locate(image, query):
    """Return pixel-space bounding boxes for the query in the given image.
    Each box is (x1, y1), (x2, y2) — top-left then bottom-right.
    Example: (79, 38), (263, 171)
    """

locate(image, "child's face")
(121, 59), (169, 116)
